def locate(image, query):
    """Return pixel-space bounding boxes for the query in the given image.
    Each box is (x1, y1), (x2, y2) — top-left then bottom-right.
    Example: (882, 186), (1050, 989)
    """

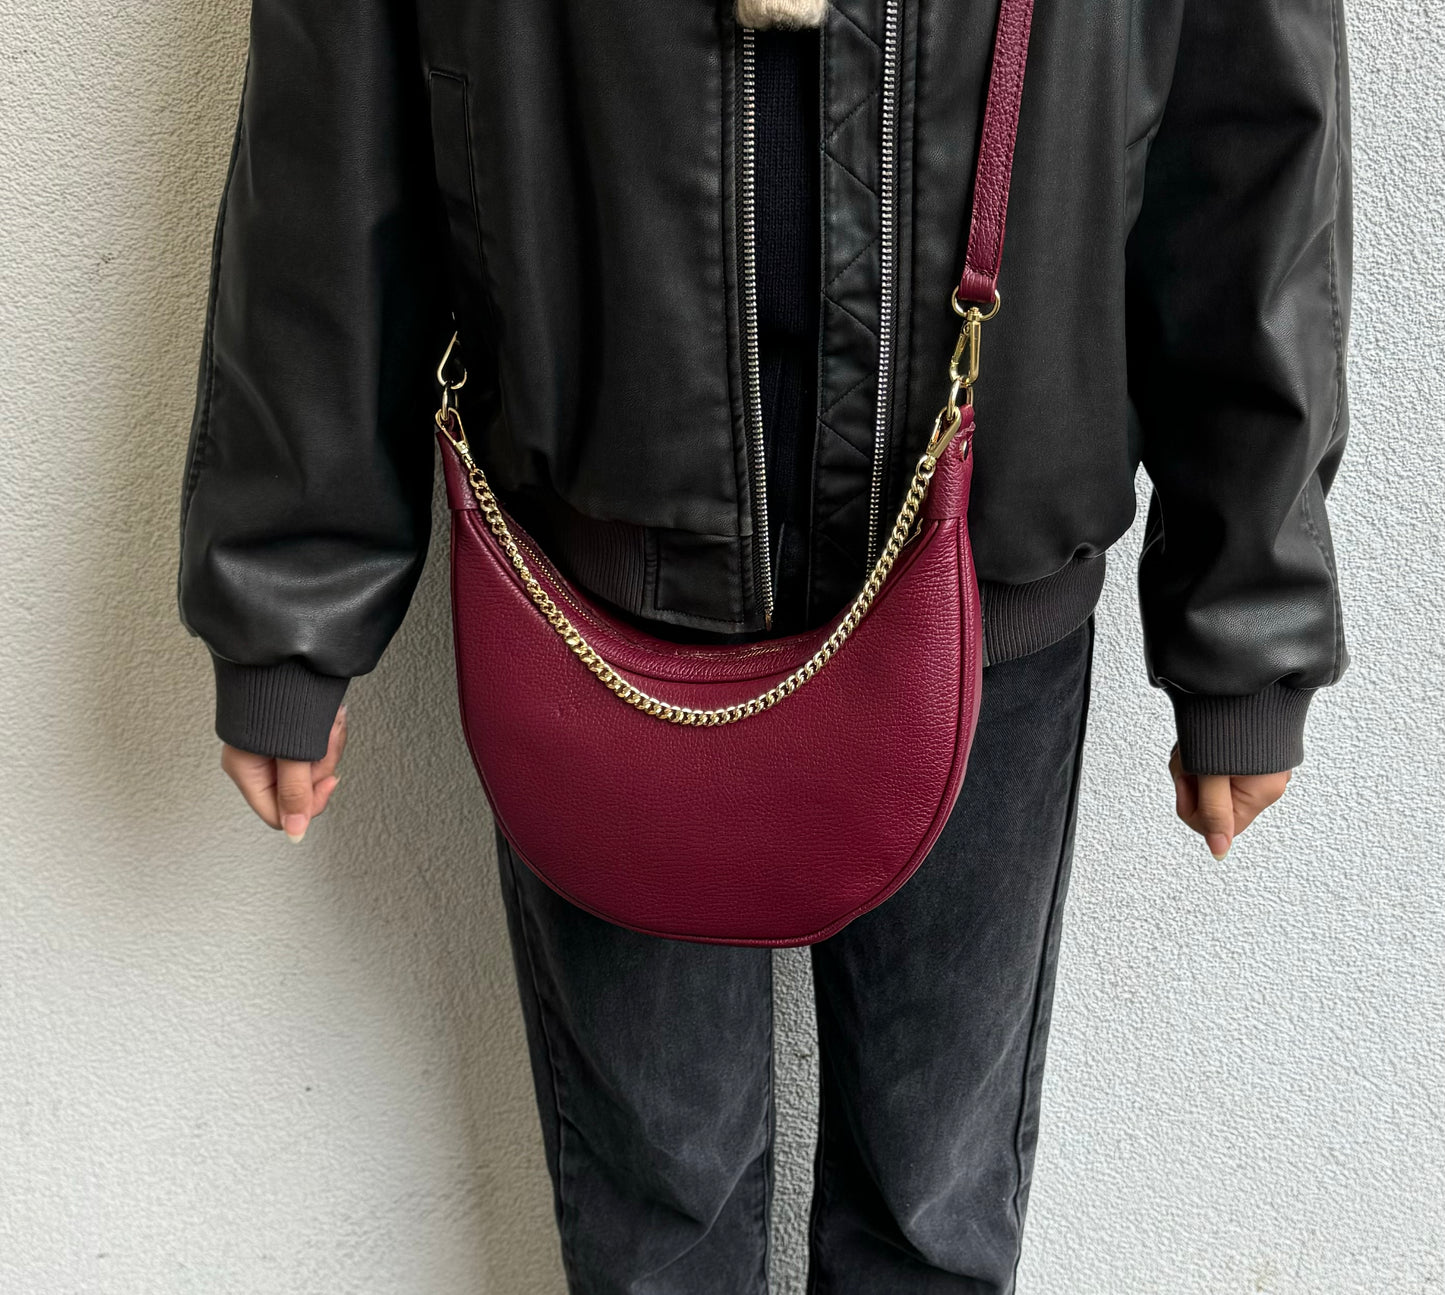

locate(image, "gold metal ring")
(435, 331), (469, 392)
(951, 287), (1001, 321)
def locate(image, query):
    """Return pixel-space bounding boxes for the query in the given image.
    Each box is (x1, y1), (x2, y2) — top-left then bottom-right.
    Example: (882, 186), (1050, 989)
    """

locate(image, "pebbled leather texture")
(959, 0), (1035, 305)
(442, 415), (982, 946)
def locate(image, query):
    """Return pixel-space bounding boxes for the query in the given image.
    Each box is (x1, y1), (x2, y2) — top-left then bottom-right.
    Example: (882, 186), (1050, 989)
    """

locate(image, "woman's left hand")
(1168, 745), (1292, 861)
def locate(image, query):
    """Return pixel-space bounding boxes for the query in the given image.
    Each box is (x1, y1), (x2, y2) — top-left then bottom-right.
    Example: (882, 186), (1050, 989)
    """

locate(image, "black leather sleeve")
(178, 0), (445, 761)
(1126, 0), (1352, 774)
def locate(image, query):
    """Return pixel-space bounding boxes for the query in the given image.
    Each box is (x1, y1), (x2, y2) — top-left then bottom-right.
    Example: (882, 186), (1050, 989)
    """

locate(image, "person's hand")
(1168, 744), (1291, 861)
(220, 705), (348, 843)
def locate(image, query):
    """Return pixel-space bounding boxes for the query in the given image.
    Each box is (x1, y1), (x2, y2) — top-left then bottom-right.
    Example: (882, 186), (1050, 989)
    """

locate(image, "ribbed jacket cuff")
(1167, 684), (1315, 776)
(212, 657), (350, 762)
(979, 554), (1107, 666)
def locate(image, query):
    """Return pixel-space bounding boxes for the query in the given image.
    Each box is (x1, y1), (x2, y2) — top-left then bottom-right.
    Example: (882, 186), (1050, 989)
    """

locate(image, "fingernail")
(283, 814), (309, 844)
(1207, 833), (1230, 861)
(336, 705), (348, 725)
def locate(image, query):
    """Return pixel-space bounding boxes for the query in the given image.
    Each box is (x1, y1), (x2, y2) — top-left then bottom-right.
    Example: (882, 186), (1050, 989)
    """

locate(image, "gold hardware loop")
(951, 288), (1001, 321)
(926, 403), (965, 457)
(436, 331), (468, 392)
(436, 406), (469, 455)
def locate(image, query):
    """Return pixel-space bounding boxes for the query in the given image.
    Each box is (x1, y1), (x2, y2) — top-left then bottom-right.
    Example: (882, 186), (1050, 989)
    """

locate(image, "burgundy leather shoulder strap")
(957, 0), (1036, 306)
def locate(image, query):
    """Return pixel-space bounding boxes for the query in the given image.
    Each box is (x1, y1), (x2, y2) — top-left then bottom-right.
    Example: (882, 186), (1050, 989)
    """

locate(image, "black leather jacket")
(178, 0), (1351, 774)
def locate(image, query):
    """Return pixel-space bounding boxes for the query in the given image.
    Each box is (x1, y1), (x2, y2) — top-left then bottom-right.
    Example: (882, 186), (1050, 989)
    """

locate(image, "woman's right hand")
(220, 705), (348, 842)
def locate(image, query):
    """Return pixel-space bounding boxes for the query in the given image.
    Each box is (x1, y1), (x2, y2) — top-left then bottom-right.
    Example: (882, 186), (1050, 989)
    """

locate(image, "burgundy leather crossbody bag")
(433, 0), (1034, 946)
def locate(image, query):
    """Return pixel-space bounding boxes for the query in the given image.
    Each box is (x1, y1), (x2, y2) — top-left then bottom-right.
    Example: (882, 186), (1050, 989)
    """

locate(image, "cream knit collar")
(736, 0), (827, 29)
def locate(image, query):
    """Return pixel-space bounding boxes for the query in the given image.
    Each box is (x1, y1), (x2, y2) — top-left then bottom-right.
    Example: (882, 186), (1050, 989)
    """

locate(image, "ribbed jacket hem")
(1167, 684), (1314, 775)
(978, 553), (1107, 666)
(213, 657), (349, 762)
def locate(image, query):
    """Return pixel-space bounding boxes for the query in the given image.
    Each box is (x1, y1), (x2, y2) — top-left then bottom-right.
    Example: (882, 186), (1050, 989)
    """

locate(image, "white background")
(1, 1), (1441, 1291)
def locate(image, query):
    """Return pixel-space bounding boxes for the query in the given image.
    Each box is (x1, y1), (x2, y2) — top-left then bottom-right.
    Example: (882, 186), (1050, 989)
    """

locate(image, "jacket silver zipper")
(865, 0), (903, 565)
(739, 25), (775, 629)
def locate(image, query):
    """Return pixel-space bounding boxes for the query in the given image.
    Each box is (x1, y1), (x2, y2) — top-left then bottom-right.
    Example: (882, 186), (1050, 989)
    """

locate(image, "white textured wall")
(1, 1), (1441, 1291)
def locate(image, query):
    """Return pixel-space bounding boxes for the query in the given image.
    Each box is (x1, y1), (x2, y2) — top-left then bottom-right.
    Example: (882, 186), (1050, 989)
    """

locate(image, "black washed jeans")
(495, 619), (1094, 1294)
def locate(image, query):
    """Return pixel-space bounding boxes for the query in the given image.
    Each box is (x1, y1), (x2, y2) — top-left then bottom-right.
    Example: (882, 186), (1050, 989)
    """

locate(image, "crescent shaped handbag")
(434, 0), (1034, 946)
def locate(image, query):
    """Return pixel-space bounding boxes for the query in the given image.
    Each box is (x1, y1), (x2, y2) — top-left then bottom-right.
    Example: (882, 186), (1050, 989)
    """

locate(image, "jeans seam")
(804, 1039), (830, 1293)
(760, 951), (777, 1294)
(503, 841), (578, 1285)
(1006, 618), (1094, 1291)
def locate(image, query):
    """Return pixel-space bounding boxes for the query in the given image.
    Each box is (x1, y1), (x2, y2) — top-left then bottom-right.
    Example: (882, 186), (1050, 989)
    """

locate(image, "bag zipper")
(739, 25), (775, 630)
(865, 0), (903, 565)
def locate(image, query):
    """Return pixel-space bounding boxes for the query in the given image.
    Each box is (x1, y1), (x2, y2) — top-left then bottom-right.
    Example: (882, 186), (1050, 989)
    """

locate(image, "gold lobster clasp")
(925, 403), (965, 458)
(436, 331), (469, 393)
(435, 332), (471, 453)
(949, 310), (981, 392)
(928, 290), (1000, 456)
(947, 288), (1000, 398)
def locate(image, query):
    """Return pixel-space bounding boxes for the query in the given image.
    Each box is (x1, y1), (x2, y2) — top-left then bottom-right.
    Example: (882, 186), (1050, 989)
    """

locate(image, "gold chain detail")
(441, 411), (958, 726)
(435, 291), (990, 727)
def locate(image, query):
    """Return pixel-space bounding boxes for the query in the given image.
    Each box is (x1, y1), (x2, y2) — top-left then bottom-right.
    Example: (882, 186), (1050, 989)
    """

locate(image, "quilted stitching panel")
(809, 0), (891, 613)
